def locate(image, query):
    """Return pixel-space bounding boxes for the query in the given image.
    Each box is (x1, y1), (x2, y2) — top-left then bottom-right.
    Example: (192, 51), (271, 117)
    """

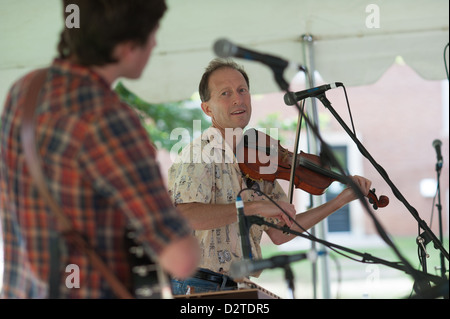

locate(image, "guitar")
(124, 227), (173, 299)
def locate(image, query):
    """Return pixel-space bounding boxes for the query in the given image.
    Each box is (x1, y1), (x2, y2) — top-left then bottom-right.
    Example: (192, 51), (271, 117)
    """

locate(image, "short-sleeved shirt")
(168, 127), (287, 277)
(0, 59), (191, 298)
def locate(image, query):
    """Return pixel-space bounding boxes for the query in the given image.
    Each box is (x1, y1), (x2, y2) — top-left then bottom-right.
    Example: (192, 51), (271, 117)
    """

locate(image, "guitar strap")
(20, 68), (134, 299)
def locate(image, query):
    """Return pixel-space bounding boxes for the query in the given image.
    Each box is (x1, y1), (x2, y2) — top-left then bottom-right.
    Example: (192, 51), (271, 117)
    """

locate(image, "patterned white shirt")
(168, 127), (287, 277)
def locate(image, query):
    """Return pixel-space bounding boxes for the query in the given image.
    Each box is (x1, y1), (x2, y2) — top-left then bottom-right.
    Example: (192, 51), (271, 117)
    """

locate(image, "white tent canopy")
(0, 0), (448, 105)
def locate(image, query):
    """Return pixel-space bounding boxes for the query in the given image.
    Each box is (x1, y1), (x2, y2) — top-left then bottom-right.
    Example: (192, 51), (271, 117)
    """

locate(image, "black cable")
(237, 184), (449, 300)
(236, 185), (422, 299)
(231, 52), (446, 295)
(282, 85), (437, 290)
(341, 85), (357, 137)
(237, 186), (309, 234)
(237, 186), (382, 265)
(284, 79), (445, 291)
(428, 177), (439, 230)
(444, 43), (449, 81)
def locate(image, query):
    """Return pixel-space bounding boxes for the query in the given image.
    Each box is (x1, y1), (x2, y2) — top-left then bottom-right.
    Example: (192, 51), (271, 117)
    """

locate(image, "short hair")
(198, 59), (250, 102)
(58, 0), (167, 66)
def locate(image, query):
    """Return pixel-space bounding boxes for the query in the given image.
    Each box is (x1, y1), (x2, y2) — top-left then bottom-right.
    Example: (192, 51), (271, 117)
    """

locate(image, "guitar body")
(124, 227), (173, 299)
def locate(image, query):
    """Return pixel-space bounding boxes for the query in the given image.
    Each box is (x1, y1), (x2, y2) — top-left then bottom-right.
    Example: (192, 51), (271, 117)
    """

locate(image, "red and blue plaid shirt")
(0, 59), (191, 298)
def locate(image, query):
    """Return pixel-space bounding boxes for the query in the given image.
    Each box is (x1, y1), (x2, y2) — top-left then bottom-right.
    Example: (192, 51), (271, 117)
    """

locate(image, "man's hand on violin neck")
(344, 175), (372, 201)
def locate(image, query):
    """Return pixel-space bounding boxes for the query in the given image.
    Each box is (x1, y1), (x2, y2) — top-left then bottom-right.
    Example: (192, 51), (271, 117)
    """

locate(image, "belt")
(193, 269), (237, 288)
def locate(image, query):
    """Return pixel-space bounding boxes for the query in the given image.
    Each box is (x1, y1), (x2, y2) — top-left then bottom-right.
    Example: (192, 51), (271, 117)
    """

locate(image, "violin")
(236, 129), (389, 210)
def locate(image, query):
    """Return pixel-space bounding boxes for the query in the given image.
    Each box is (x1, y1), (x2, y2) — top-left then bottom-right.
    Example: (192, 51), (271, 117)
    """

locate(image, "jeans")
(171, 268), (237, 295)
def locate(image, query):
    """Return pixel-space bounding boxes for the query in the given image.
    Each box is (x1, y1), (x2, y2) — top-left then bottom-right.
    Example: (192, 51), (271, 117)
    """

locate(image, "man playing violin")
(168, 58), (372, 295)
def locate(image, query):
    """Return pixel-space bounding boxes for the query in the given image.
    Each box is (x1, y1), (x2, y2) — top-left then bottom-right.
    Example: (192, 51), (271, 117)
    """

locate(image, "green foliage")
(255, 112), (301, 145)
(114, 82), (210, 151)
(255, 111), (331, 145)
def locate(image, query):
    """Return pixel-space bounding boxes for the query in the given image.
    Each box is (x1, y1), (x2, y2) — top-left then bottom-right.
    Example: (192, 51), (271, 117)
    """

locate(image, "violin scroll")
(367, 189), (389, 210)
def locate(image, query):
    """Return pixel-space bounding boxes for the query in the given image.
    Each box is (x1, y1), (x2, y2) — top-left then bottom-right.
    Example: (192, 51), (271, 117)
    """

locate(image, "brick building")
(250, 61), (449, 239)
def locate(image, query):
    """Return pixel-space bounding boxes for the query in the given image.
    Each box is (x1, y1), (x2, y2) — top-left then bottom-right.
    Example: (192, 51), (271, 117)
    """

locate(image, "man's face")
(201, 67), (252, 132)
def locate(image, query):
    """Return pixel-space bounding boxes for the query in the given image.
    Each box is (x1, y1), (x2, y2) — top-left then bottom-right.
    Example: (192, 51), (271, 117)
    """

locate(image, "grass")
(251, 236), (449, 299)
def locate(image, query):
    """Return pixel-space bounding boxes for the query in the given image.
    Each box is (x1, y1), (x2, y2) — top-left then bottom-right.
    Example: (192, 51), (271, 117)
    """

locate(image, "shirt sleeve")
(78, 102), (192, 256)
(270, 180), (289, 203)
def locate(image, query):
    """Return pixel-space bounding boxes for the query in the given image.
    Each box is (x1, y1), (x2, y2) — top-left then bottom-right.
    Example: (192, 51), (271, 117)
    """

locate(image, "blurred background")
(1, 0), (448, 298)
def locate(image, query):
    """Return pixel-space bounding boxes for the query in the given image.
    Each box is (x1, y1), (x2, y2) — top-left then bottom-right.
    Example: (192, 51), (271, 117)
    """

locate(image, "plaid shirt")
(0, 59), (191, 298)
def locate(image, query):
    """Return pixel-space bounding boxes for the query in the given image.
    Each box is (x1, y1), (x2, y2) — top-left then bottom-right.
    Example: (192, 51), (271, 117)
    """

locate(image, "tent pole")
(301, 34), (331, 299)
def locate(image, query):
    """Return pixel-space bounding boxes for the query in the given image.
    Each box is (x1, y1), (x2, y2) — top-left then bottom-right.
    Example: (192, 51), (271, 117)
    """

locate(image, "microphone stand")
(283, 264), (296, 299)
(269, 70), (445, 297)
(434, 154), (447, 279)
(245, 215), (445, 298)
(237, 186), (298, 299)
(232, 53), (444, 296)
(313, 93), (449, 268)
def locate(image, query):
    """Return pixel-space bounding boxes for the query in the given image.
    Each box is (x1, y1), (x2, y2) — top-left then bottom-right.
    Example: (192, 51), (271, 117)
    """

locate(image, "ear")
(113, 41), (136, 62)
(201, 102), (212, 118)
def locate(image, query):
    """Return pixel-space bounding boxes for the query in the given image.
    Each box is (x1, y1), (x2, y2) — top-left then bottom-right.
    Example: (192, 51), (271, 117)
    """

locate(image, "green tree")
(115, 82), (210, 152)
(255, 111), (331, 147)
(255, 112), (298, 145)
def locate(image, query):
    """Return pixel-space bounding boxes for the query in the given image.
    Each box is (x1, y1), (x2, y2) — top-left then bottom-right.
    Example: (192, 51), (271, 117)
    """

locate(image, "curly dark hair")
(58, 0), (167, 66)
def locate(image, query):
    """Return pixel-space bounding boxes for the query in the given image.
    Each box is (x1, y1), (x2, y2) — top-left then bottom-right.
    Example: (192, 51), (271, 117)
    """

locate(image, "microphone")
(432, 139), (443, 167)
(283, 82), (343, 105)
(230, 251), (325, 279)
(213, 38), (305, 73)
(236, 196), (252, 260)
